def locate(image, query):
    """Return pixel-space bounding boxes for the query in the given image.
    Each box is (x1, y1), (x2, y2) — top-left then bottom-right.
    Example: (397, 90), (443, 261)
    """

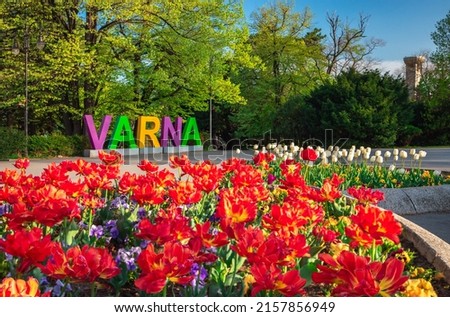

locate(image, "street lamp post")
(12, 25), (45, 157)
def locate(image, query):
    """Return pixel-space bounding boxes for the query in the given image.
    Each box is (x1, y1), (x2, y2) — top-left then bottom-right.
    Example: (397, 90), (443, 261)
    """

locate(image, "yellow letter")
(137, 116), (161, 148)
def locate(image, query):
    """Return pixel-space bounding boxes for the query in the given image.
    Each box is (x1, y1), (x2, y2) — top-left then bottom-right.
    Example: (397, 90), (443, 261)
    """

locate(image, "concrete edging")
(394, 214), (450, 284)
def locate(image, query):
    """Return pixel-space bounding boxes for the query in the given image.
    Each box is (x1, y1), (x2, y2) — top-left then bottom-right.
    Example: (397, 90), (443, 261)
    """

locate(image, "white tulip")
(410, 149), (416, 155)
(400, 150), (408, 159)
(376, 156), (384, 164)
(393, 148), (399, 156)
(325, 150), (332, 158)
(261, 146), (267, 154)
(347, 154), (354, 162)
(283, 145), (288, 151)
(254, 150), (259, 155)
(342, 149), (348, 157)
(331, 155), (338, 163)
(433, 170), (441, 176)
(384, 151), (391, 158)
(370, 155), (376, 162)
(398, 168), (406, 174)
(389, 164), (396, 171)
(419, 150), (427, 158)
(236, 149), (241, 154)
(394, 155), (399, 161)
(363, 153), (370, 160)
(355, 149), (361, 157)
(321, 157), (329, 165)
(413, 153), (420, 160)
(375, 150), (381, 157)
(253, 144), (259, 150)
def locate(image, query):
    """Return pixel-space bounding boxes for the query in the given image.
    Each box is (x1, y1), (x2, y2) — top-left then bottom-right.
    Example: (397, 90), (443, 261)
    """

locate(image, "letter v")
(83, 115), (112, 150)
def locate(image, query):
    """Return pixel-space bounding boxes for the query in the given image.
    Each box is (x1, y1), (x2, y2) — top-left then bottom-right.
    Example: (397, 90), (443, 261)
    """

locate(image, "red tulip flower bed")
(0, 151), (435, 296)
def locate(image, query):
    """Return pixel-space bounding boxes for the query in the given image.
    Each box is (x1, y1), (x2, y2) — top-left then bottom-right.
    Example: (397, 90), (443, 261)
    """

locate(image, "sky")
(242, 0), (450, 73)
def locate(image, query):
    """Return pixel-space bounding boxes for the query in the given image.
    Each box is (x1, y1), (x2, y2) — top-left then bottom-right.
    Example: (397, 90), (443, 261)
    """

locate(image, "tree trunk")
(83, 6), (99, 115)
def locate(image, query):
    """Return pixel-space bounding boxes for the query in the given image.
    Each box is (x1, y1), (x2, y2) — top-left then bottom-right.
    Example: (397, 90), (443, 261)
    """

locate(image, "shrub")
(0, 128), (26, 160)
(28, 134), (88, 158)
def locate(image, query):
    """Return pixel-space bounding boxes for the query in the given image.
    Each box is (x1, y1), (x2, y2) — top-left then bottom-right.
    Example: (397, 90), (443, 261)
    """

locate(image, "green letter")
(109, 116), (138, 149)
(181, 117), (201, 146)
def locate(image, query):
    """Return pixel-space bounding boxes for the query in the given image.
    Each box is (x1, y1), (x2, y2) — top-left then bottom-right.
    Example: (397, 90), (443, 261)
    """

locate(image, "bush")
(28, 134), (88, 158)
(0, 128), (26, 160)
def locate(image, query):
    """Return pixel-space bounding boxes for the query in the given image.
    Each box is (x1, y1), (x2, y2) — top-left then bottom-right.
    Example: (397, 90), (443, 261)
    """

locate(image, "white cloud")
(371, 60), (405, 76)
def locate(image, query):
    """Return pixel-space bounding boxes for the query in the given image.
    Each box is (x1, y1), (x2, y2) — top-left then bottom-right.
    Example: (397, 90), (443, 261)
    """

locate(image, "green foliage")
(232, 0), (327, 139)
(306, 69), (412, 147)
(0, 128), (26, 160)
(1, 0), (254, 135)
(28, 134), (87, 158)
(415, 10), (450, 145)
(272, 95), (319, 142)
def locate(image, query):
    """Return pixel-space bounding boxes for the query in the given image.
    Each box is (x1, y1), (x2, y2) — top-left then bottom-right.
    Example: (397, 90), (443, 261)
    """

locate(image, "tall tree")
(324, 13), (384, 76)
(1, 0), (253, 135)
(233, 0), (326, 138)
(417, 10), (450, 144)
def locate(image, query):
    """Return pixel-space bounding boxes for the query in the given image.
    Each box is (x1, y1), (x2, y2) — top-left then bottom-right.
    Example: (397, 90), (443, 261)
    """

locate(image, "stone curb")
(376, 185), (450, 215)
(344, 188), (450, 285)
(394, 214), (450, 284)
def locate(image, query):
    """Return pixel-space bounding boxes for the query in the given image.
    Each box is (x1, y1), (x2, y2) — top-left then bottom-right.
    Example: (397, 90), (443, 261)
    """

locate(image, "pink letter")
(160, 116), (182, 147)
(83, 115), (112, 150)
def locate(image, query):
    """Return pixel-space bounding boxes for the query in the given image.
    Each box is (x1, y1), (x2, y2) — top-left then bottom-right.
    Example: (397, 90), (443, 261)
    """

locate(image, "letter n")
(160, 116), (182, 147)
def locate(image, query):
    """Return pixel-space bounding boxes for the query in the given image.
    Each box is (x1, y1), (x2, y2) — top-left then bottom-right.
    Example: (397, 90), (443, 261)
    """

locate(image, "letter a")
(181, 117), (201, 146)
(109, 116), (138, 149)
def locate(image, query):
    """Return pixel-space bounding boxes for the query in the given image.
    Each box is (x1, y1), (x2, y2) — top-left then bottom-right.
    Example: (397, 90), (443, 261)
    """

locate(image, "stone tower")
(403, 56), (426, 100)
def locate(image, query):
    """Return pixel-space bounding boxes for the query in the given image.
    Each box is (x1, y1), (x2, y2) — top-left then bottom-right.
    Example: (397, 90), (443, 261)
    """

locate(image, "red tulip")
(0, 277), (46, 297)
(98, 150), (123, 165)
(300, 147), (318, 161)
(13, 158), (30, 171)
(348, 186), (385, 205)
(346, 205), (402, 248)
(135, 242), (194, 294)
(312, 251), (408, 296)
(250, 262), (306, 296)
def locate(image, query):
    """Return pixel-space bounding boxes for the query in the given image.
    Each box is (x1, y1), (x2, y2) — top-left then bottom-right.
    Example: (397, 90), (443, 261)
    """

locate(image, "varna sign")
(83, 115), (201, 150)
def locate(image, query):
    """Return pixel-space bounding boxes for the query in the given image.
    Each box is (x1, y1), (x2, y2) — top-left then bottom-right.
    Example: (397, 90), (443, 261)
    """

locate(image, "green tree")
(417, 10), (450, 144)
(1, 0), (253, 135)
(307, 69), (411, 147)
(233, 0), (326, 138)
